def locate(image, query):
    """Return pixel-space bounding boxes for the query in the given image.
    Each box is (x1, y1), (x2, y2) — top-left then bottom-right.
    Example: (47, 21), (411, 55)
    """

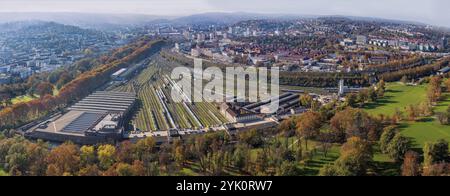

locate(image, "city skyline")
(0, 0), (449, 27)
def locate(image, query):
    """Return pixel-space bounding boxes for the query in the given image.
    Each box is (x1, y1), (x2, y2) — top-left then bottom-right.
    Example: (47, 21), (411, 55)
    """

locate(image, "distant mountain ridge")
(0, 12), (172, 29)
(170, 12), (305, 25)
(0, 21), (100, 33)
(0, 12), (444, 30)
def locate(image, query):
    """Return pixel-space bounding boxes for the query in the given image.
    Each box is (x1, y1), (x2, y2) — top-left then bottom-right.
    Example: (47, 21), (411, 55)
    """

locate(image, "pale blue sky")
(0, 0), (449, 27)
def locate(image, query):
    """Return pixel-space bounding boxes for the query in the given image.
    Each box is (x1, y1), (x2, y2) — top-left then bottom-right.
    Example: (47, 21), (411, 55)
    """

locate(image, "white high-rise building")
(338, 79), (345, 96)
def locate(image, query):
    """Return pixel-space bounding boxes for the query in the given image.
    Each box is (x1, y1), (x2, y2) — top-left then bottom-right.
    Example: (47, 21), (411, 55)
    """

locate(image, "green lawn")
(302, 144), (341, 176)
(364, 82), (428, 117)
(11, 95), (36, 104)
(400, 119), (450, 148)
(371, 144), (399, 176)
(364, 82), (450, 148)
(10, 87), (59, 105)
(435, 93), (450, 113)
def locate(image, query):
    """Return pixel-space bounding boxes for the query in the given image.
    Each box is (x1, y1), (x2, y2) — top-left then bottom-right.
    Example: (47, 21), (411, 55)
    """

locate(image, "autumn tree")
(116, 141), (135, 164)
(401, 151), (421, 176)
(330, 108), (379, 142)
(174, 144), (187, 168)
(114, 163), (134, 176)
(423, 139), (449, 167)
(194, 136), (210, 172)
(422, 163), (450, 176)
(276, 161), (302, 176)
(233, 144), (249, 172)
(130, 160), (146, 176)
(211, 150), (225, 176)
(406, 104), (419, 121)
(56, 72), (73, 89)
(80, 146), (96, 166)
(367, 87), (378, 102)
(345, 93), (358, 108)
(300, 94), (313, 108)
(97, 144), (116, 170)
(158, 144), (172, 172)
(445, 79), (450, 92)
(102, 160), (145, 177)
(437, 105), (450, 125)
(238, 129), (264, 148)
(5, 142), (29, 175)
(255, 150), (269, 176)
(379, 126), (397, 154)
(78, 164), (101, 176)
(279, 117), (297, 137)
(419, 101), (433, 117)
(296, 111), (322, 150)
(387, 133), (411, 162)
(376, 80), (386, 97)
(45, 142), (80, 176)
(134, 137), (156, 162)
(391, 108), (403, 124)
(427, 76), (442, 103)
(319, 137), (372, 176)
(35, 82), (54, 98)
(25, 140), (49, 176)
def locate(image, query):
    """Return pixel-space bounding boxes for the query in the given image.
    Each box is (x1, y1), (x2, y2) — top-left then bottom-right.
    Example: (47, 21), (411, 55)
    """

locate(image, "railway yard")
(113, 59), (230, 135)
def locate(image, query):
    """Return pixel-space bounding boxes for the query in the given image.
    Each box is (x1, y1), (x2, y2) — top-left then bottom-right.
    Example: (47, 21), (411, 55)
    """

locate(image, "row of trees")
(428, 76), (450, 125)
(279, 72), (369, 88)
(0, 129), (304, 176)
(427, 76), (443, 103)
(0, 135), (157, 176)
(379, 58), (449, 82)
(161, 50), (370, 88)
(367, 56), (428, 73)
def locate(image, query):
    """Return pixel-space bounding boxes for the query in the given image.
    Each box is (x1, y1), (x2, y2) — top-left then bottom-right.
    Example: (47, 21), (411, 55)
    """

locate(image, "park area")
(10, 87), (59, 105)
(364, 82), (450, 148)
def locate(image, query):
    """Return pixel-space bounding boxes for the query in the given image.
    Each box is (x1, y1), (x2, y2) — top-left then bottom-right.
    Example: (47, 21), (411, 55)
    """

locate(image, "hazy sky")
(0, 0), (449, 27)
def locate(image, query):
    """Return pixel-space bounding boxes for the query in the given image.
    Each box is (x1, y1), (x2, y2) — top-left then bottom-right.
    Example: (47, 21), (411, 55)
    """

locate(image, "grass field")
(435, 93), (450, 113)
(400, 119), (450, 148)
(364, 82), (450, 148)
(371, 144), (399, 176)
(364, 82), (428, 117)
(10, 87), (59, 104)
(11, 95), (36, 104)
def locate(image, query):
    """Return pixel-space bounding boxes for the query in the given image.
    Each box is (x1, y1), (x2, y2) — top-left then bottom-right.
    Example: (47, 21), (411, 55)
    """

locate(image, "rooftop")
(438, 66), (450, 73)
(68, 91), (136, 113)
(34, 91), (136, 137)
